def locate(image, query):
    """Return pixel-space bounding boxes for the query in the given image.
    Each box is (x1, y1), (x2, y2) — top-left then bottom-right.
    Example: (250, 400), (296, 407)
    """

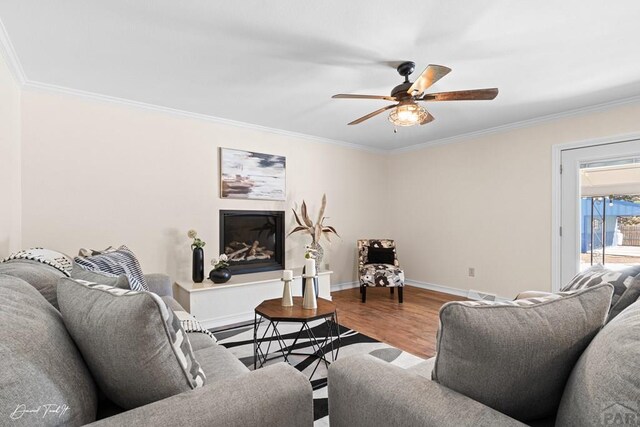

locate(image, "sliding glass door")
(560, 139), (640, 285)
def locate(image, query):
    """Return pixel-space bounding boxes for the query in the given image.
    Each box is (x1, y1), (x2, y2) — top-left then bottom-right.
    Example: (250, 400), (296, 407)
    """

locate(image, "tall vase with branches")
(288, 194), (339, 266)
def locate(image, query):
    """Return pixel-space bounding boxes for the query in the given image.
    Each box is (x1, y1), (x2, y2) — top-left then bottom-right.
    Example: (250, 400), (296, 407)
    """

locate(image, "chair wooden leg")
(362, 286), (366, 303)
(398, 287), (403, 303)
(390, 287), (394, 295)
(360, 284), (363, 294)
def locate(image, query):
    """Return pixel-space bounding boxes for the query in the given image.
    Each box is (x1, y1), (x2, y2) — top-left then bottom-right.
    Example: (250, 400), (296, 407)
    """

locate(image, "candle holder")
(281, 278), (293, 307)
(302, 272), (318, 309)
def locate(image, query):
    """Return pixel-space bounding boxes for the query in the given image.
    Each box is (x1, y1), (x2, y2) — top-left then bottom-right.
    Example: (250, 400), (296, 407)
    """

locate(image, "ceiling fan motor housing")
(391, 82), (413, 99)
(392, 61), (417, 99)
(396, 61), (415, 78)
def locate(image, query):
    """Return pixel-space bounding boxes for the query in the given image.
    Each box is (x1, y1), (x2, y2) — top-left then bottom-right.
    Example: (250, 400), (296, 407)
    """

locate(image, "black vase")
(209, 268), (232, 284)
(192, 247), (204, 283)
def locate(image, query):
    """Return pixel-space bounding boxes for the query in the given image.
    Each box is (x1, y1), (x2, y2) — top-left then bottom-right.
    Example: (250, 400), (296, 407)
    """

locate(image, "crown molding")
(15, 73), (640, 158)
(0, 18), (384, 154)
(21, 80), (387, 154)
(21, 76), (640, 156)
(0, 17), (26, 84)
(4, 14), (640, 155)
(391, 94), (640, 154)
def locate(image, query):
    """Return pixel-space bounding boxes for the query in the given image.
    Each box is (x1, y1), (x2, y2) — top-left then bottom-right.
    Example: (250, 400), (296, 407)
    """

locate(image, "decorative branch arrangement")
(288, 194), (339, 243)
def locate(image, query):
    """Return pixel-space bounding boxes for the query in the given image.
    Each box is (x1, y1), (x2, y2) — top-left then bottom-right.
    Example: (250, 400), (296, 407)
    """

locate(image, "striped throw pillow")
(561, 264), (640, 311)
(75, 245), (148, 291)
(459, 290), (577, 307)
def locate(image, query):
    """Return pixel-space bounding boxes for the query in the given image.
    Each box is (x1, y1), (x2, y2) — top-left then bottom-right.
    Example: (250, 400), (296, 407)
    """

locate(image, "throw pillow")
(562, 264), (640, 321)
(608, 275), (640, 321)
(366, 247), (396, 265)
(57, 278), (206, 409)
(0, 259), (66, 308)
(432, 284), (613, 422)
(0, 259), (129, 309)
(1, 247), (74, 276)
(0, 274), (97, 426)
(70, 261), (130, 290)
(561, 264), (606, 289)
(74, 245), (148, 291)
(78, 246), (118, 257)
(174, 310), (217, 343)
(556, 298), (640, 425)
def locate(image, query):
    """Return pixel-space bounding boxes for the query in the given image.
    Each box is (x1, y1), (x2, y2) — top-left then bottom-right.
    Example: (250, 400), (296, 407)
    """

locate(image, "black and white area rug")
(214, 320), (425, 426)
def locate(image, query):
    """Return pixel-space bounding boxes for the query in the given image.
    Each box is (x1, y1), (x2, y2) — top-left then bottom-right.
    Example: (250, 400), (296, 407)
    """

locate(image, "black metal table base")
(253, 312), (340, 380)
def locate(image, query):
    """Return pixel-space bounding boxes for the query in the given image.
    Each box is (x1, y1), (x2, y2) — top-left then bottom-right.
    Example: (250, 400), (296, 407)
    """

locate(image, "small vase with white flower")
(209, 254), (232, 284)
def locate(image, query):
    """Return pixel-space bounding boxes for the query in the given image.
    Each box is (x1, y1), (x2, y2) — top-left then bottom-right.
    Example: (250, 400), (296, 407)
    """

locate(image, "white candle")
(282, 269), (293, 281)
(305, 258), (316, 276)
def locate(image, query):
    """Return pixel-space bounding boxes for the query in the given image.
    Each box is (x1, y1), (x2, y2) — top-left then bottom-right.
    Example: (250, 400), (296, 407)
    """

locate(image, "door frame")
(551, 131), (640, 291)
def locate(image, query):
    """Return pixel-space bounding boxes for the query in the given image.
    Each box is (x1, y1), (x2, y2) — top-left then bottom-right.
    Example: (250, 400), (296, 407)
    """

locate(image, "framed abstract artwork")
(219, 148), (286, 201)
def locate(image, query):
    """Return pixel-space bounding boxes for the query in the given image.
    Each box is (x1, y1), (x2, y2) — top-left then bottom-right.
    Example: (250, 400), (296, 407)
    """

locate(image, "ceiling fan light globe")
(388, 103), (428, 127)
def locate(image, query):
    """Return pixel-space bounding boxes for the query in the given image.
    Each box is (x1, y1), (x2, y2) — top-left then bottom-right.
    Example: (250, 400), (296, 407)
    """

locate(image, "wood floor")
(332, 285), (467, 359)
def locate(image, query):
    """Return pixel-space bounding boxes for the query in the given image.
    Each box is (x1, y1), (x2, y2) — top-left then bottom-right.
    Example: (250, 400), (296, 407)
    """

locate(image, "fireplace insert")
(219, 210), (285, 274)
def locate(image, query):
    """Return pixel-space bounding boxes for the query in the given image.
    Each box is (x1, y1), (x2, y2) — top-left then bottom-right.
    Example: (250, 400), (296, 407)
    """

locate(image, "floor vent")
(468, 289), (496, 302)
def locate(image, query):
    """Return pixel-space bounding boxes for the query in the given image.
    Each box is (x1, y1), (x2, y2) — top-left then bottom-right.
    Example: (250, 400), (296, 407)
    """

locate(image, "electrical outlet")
(468, 267), (475, 277)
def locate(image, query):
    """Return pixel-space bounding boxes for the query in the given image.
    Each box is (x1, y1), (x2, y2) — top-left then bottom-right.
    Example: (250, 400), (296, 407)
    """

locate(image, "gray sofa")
(0, 260), (313, 426)
(328, 292), (640, 427)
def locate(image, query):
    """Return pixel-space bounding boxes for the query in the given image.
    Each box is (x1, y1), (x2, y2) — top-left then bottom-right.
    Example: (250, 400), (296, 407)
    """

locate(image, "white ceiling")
(2, 1), (640, 151)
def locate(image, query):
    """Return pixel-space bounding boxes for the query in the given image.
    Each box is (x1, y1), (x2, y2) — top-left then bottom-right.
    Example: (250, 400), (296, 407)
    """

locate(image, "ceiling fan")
(332, 61), (498, 127)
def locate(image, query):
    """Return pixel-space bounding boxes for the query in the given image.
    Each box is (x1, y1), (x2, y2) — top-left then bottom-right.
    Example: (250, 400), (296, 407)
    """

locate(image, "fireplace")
(219, 210), (285, 275)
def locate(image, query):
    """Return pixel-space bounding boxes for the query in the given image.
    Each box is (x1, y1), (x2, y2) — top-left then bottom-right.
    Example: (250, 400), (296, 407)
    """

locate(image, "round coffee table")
(253, 297), (340, 379)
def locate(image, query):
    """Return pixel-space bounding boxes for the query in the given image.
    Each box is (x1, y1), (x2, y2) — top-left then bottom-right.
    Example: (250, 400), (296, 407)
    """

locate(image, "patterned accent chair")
(357, 239), (405, 303)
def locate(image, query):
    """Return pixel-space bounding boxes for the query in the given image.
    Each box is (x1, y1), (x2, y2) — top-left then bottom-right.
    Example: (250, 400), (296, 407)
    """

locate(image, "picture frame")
(219, 148), (286, 201)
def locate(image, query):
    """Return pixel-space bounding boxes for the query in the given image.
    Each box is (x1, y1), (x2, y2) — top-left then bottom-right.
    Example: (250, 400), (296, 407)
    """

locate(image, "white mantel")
(174, 268), (332, 329)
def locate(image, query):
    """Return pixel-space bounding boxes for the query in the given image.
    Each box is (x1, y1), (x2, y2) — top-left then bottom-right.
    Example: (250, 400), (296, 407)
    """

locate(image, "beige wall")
(19, 90), (389, 284)
(391, 102), (640, 298)
(12, 76), (640, 296)
(0, 53), (21, 258)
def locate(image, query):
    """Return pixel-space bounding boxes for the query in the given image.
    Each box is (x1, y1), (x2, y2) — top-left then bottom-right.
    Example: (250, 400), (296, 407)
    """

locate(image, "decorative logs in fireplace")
(225, 240), (275, 262)
(219, 210), (285, 275)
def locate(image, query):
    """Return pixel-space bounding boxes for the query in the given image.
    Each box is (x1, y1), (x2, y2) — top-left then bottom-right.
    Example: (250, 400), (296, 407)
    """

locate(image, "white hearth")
(174, 268), (332, 329)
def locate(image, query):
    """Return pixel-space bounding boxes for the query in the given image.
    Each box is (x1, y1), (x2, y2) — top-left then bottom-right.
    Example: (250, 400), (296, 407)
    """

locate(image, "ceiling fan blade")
(420, 111), (435, 125)
(407, 64), (451, 96)
(348, 104), (397, 125)
(332, 94), (396, 101)
(419, 88), (499, 101)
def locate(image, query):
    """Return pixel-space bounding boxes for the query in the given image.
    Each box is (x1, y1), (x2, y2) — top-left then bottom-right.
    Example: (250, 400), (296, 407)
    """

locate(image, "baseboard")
(405, 279), (511, 302)
(405, 280), (469, 298)
(201, 280), (510, 329)
(330, 279), (511, 302)
(331, 281), (359, 292)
